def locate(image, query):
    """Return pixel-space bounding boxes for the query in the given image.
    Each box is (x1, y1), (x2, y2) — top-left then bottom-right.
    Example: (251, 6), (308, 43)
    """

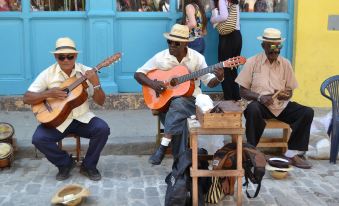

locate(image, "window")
(117, 0), (169, 12)
(30, 0), (86, 11)
(240, 0), (288, 13)
(0, 0), (21, 11)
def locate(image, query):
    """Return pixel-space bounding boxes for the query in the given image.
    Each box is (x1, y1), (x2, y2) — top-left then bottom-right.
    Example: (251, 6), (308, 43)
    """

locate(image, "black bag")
(165, 148), (210, 206)
(211, 143), (266, 198)
(165, 149), (192, 206)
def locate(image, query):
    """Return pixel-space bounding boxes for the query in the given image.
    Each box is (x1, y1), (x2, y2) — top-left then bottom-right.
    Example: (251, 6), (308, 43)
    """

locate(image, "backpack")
(211, 143), (266, 199)
(165, 149), (192, 206)
(165, 148), (211, 206)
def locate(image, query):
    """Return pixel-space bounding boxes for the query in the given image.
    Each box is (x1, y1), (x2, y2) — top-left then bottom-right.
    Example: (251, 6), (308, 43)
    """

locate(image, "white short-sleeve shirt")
(28, 63), (96, 132)
(136, 48), (216, 97)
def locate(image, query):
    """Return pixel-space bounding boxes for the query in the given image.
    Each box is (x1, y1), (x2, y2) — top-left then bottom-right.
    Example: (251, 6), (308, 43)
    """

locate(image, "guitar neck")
(176, 62), (225, 84)
(66, 68), (97, 92)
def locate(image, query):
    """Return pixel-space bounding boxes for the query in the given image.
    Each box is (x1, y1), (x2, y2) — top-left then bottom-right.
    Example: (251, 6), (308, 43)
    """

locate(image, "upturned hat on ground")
(51, 37), (79, 54)
(51, 184), (90, 206)
(257, 28), (286, 42)
(266, 157), (292, 180)
(163, 24), (194, 42)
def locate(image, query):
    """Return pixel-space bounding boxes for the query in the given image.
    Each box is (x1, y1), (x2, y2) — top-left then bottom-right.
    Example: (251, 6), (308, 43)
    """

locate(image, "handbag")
(216, 4), (237, 35)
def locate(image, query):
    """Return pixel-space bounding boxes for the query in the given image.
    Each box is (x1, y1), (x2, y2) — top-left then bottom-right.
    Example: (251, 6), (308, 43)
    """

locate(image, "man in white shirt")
(134, 24), (224, 165)
(23, 37), (110, 181)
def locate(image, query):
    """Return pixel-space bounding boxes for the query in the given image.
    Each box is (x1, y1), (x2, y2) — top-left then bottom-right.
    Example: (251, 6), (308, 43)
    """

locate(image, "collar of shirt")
(163, 48), (192, 64)
(56, 63), (83, 79)
(260, 52), (282, 66)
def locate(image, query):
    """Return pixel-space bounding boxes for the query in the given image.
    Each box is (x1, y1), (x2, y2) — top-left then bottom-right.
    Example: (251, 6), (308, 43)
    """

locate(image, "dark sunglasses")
(269, 44), (283, 50)
(167, 39), (181, 47)
(57, 54), (75, 61)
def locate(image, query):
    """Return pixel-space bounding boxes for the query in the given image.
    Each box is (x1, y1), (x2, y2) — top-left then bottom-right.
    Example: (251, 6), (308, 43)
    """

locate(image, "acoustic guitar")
(142, 56), (246, 110)
(32, 52), (122, 128)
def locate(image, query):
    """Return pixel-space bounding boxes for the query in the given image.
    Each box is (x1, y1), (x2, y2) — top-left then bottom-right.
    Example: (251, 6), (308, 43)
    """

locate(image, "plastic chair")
(320, 75), (339, 163)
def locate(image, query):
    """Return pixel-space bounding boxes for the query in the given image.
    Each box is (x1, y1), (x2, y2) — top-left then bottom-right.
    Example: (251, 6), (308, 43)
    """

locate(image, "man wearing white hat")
(134, 24), (225, 165)
(235, 28), (314, 169)
(23, 37), (110, 181)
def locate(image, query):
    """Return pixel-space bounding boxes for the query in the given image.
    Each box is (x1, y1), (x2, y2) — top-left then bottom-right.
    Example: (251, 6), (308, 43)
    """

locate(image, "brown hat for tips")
(51, 184), (90, 206)
(51, 37), (80, 54)
(163, 24), (194, 42)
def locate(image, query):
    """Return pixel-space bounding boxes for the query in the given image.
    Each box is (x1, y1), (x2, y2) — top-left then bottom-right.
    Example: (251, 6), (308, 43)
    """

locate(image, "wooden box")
(196, 101), (243, 128)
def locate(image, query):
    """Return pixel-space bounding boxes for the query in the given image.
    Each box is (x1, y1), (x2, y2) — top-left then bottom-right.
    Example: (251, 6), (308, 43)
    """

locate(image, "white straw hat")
(257, 28), (286, 42)
(163, 24), (194, 42)
(51, 37), (80, 54)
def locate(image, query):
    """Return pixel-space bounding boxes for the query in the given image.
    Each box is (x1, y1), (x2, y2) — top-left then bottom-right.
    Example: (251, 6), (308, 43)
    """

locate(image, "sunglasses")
(167, 40), (181, 47)
(269, 44), (283, 51)
(57, 54), (75, 61)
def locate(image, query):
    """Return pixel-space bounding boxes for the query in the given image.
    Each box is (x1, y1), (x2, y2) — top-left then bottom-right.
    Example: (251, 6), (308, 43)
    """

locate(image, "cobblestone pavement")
(1, 155), (339, 206)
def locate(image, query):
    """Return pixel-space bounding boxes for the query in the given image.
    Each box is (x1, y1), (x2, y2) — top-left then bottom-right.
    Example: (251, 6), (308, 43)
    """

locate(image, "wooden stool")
(257, 119), (291, 153)
(188, 118), (244, 206)
(58, 134), (82, 162)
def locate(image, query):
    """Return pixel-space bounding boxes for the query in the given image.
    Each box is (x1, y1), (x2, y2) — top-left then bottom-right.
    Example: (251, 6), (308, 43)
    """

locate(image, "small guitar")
(142, 56), (246, 110)
(32, 52), (122, 127)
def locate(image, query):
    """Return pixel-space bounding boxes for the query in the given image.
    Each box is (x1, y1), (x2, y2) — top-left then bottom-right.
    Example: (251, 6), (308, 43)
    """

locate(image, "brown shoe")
(288, 155), (312, 169)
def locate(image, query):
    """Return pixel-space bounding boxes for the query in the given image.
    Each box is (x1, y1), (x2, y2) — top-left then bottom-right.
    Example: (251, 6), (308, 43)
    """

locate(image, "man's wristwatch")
(257, 94), (262, 103)
(93, 84), (101, 90)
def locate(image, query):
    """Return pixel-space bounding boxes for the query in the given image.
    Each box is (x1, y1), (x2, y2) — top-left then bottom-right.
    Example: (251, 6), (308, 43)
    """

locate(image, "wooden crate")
(196, 101), (243, 128)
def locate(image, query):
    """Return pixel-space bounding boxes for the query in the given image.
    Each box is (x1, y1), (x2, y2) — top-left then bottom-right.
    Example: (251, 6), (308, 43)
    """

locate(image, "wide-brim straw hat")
(163, 24), (194, 42)
(50, 37), (80, 54)
(51, 184), (90, 206)
(257, 28), (286, 42)
(265, 163), (293, 172)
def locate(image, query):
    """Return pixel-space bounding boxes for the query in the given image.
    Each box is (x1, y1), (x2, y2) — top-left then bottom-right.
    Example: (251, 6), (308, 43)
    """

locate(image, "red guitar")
(142, 56), (246, 110)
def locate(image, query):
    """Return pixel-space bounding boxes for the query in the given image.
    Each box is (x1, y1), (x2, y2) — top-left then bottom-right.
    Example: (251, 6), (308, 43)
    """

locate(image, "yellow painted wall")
(293, 0), (339, 107)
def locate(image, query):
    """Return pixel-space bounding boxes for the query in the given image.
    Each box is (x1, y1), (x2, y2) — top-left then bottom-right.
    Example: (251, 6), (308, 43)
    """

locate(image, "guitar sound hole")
(63, 88), (70, 94)
(170, 78), (178, 87)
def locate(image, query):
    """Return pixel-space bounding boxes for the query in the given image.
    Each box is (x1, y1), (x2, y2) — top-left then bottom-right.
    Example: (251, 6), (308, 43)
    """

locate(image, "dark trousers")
(32, 117), (110, 169)
(159, 97), (196, 159)
(244, 101), (314, 151)
(218, 30), (242, 101)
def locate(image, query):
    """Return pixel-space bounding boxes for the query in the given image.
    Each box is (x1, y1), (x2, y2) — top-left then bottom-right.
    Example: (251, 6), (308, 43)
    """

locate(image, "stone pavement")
(0, 108), (338, 206)
(1, 156), (339, 206)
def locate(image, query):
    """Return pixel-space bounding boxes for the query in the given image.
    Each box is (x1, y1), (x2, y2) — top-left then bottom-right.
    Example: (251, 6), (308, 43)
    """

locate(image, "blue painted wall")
(0, 0), (294, 95)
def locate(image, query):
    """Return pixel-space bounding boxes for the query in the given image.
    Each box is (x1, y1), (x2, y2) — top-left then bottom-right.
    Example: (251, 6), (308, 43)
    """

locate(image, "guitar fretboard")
(176, 62), (225, 84)
(67, 75), (88, 92)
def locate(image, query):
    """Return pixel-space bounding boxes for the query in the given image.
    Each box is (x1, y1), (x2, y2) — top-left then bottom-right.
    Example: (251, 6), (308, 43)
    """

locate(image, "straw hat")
(266, 157), (292, 180)
(163, 24), (194, 42)
(51, 184), (90, 206)
(257, 28), (286, 42)
(51, 37), (79, 54)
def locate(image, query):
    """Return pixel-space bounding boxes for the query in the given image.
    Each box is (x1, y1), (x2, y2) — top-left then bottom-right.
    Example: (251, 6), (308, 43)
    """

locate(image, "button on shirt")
(136, 48), (215, 97)
(28, 63), (96, 132)
(235, 52), (298, 116)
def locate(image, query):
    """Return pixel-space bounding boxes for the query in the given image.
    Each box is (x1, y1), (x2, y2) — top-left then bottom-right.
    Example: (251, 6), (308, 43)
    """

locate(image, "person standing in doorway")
(211, 0), (242, 100)
(182, 0), (207, 54)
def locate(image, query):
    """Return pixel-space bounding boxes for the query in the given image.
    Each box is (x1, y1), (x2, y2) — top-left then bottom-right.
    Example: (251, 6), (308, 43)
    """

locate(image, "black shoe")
(149, 145), (167, 165)
(80, 165), (102, 181)
(56, 158), (76, 181)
